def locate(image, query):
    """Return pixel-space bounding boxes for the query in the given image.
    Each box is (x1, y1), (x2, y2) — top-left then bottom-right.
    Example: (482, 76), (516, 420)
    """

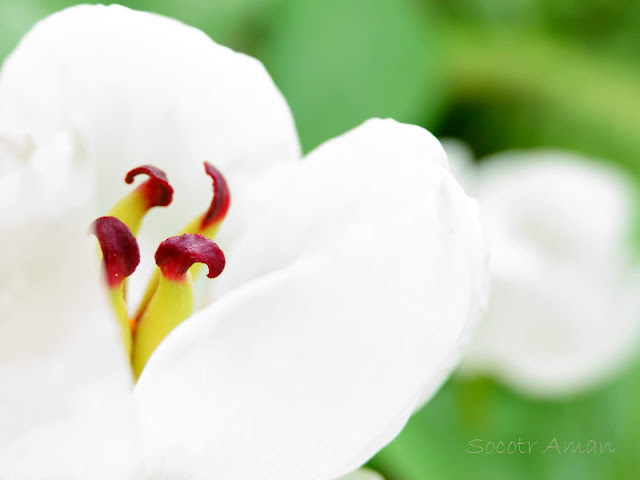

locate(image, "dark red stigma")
(125, 165), (174, 208)
(155, 234), (226, 281)
(91, 216), (141, 288)
(201, 162), (231, 229)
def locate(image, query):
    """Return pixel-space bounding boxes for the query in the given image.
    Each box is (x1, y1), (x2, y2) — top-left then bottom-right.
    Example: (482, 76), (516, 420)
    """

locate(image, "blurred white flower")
(444, 140), (640, 398)
(0, 6), (488, 480)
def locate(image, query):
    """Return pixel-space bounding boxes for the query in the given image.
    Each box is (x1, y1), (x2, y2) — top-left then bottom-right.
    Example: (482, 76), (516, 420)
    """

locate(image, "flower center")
(92, 163), (230, 378)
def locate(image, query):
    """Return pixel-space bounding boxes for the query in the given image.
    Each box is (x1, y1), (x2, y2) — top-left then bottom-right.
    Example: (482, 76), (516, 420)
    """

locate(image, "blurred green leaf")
(0, 0), (49, 61)
(0, 0), (280, 64)
(371, 375), (634, 480)
(128, 0), (277, 50)
(435, 0), (640, 63)
(258, 0), (443, 152)
(436, 23), (640, 178)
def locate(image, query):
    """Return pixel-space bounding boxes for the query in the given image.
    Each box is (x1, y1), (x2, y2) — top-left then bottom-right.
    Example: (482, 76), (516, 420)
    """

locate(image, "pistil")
(92, 163), (229, 376)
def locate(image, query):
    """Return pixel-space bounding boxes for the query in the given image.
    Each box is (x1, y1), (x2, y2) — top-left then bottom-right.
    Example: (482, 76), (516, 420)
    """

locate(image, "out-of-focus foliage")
(1, 0), (640, 479)
(438, 25), (640, 173)
(439, 0), (640, 60)
(256, 0), (442, 151)
(371, 373), (640, 480)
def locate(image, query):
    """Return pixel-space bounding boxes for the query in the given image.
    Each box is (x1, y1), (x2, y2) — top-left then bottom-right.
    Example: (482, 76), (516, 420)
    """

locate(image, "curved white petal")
(135, 119), (488, 480)
(337, 468), (385, 480)
(440, 138), (478, 195)
(459, 150), (640, 397)
(0, 4), (300, 241)
(0, 132), (141, 478)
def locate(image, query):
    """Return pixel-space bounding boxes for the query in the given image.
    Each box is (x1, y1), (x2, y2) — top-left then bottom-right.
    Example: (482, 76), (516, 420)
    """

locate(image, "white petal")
(214, 118), (453, 296)
(0, 4), (300, 241)
(460, 150), (640, 397)
(337, 468), (385, 480)
(0, 132), (141, 479)
(440, 138), (478, 195)
(134, 119), (488, 480)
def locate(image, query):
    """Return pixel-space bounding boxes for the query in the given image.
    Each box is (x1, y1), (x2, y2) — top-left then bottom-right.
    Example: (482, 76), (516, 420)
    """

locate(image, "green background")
(2, 0), (639, 478)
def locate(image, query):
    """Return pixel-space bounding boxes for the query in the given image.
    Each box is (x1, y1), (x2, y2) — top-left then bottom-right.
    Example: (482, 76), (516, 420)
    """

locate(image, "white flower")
(0, 6), (488, 480)
(445, 141), (640, 398)
(340, 469), (385, 480)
